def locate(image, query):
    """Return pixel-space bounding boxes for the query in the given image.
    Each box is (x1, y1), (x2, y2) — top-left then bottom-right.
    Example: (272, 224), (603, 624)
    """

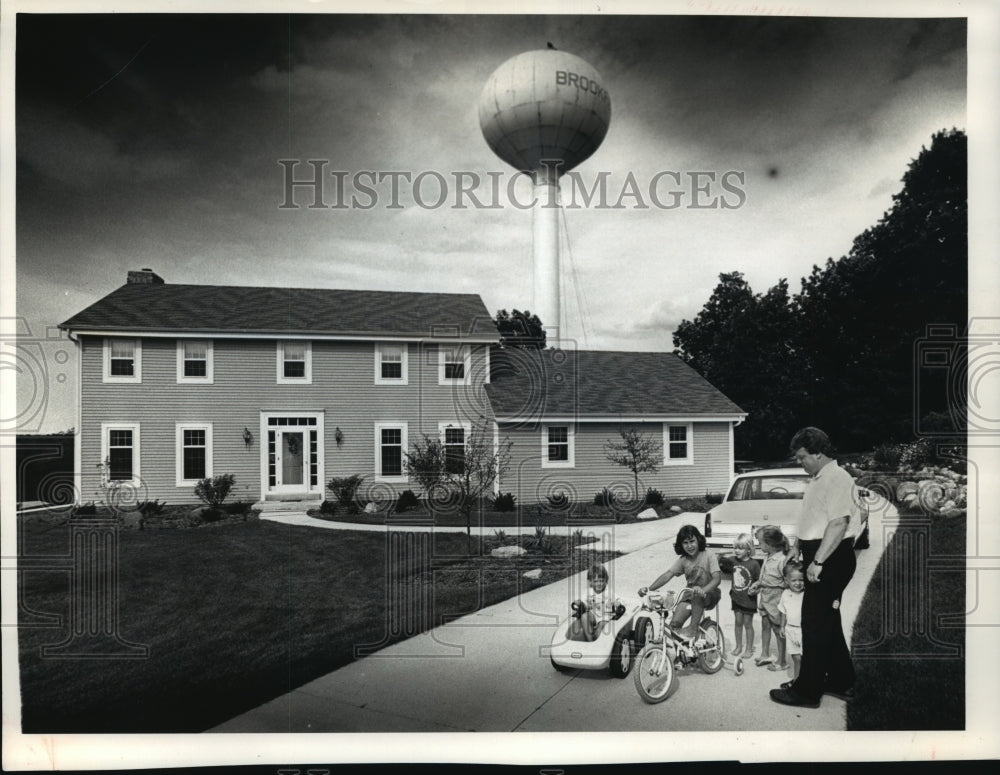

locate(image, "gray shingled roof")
(487, 348), (744, 417)
(59, 283), (499, 338)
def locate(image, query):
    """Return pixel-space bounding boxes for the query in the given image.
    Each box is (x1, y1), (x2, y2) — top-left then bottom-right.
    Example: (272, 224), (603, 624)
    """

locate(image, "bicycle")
(631, 586), (728, 703)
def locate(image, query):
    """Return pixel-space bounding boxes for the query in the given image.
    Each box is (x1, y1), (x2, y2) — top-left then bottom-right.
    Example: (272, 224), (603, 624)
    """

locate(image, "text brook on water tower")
(478, 49), (611, 342)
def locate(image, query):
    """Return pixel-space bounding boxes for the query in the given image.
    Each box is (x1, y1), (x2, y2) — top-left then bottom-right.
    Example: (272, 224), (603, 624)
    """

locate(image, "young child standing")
(645, 524), (722, 640)
(749, 525), (789, 670)
(728, 534), (760, 659)
(777, 561), (806, 688)
(569, 563), (625, 642)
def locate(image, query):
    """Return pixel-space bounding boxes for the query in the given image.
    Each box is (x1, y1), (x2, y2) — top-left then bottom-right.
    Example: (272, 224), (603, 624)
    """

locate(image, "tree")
(672, 129), (967, 457)
(674, 273), (804, 459)
(494, 308), (546, 349)
(404, 424), (513, 550)
(603, 429), (662, 500)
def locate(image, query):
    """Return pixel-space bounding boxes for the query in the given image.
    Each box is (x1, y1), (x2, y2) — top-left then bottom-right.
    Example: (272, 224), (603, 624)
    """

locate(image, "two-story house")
(59, 270), (745, 508)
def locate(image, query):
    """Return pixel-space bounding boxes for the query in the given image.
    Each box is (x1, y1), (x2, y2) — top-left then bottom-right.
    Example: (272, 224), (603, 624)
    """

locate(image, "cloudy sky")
(9, 2), (975, 433)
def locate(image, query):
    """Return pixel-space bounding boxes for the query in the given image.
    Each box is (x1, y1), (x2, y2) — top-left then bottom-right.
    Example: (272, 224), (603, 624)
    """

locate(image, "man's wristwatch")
(813, 560), (824, 566)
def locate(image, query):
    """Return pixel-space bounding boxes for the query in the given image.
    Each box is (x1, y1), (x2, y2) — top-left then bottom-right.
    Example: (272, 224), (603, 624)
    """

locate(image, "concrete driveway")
(213, 503), (889, 734)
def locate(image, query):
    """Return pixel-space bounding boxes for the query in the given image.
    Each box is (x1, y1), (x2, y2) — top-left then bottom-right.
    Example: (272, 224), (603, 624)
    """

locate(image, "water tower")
(479, 49), (611, 341)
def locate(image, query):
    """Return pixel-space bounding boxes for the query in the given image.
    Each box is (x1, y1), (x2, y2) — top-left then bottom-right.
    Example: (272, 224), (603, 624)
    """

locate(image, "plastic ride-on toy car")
(548, 597), (639, 678)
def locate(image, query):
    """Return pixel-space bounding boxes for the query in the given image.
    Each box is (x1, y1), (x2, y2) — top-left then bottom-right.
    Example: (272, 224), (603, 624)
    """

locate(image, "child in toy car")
(567, 562), (627, 642)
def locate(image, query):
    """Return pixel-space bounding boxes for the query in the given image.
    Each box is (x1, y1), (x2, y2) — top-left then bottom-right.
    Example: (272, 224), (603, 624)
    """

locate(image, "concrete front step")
(253, 500), (321, 513)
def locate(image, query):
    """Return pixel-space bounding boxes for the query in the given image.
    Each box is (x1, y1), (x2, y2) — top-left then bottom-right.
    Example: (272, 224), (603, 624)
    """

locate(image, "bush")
(319, 500), (337, 516)
(71, 502), (98, 517)
(194, 474), (236, 509)
(705, 492), (723, 505)
(872, 442), (903, 469)
(899, 438), (936, 469)
(492, 492), (516, 512)
(137, 499), (166, 518)
(546, 492), (569, 510)
(327, 475), (364, 506)
(594, 488), (616, 508)
(396, 489), (420, 513)
(643, 488), (665, 507)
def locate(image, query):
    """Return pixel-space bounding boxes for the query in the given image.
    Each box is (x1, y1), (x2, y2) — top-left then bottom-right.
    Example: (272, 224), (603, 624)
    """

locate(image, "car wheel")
(610, 630), (633, 678)
(632, 617), (654, 650)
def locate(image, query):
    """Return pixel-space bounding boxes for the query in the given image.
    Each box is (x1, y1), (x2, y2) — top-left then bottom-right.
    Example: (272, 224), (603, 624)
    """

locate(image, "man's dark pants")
(793, 538), (856, 701)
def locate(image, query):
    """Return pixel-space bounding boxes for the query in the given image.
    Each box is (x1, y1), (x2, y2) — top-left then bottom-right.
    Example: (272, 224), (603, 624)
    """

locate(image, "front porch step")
(253, 499), (321, 513)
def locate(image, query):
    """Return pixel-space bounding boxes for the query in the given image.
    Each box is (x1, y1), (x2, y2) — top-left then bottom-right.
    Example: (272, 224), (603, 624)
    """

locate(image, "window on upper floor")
(177, 340), (214, 383)
(277, 341), (311, 384)
(101, 423), (140, 484)
(438, 344), (470, 385)
(542, 424), (575, 468)
(103, 338), (142, 383)
(375, 342), (408, 385)
(176, 423), (213, 485)
(664, 423), (693, 465)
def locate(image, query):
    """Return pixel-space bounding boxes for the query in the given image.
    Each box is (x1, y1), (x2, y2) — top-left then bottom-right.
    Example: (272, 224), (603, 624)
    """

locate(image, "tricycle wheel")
(734, 657), (744, 676)
(610, 630), (633, 678)
(633, 644), (676, 703)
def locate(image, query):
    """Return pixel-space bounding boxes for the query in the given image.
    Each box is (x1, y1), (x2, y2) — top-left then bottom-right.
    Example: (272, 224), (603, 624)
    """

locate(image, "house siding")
(498, 420), (733, 504)
(79, 335), (492, 506)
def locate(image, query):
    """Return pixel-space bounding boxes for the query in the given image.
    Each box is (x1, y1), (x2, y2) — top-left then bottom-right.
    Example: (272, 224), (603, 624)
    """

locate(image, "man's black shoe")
(823, 685), (856, 701)
(769, 688), (820, 708)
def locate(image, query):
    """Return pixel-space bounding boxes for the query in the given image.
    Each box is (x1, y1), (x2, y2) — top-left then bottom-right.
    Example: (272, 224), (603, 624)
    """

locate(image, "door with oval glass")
(265, 415), (320, 497)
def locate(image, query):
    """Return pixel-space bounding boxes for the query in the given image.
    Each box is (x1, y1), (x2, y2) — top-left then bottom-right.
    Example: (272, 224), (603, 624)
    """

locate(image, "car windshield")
(727, 475), (808, 501)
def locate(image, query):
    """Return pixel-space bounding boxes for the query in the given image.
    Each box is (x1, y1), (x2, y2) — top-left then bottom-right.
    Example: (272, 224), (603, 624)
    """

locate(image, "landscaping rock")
(670, 505), (682, 514)
(523, 568), (542, 580)
(363, 502), (378, 514)
(637, 507), (659, 520)
(896, 481), (919, 501)
(491, 545), (527, 558)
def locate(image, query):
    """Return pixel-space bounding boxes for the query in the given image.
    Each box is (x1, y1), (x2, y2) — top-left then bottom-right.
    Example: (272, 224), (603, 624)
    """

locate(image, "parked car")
(704, 467), (870, 573)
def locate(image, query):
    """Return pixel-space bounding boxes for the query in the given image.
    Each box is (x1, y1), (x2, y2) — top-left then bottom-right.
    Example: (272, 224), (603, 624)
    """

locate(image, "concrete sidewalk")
(213, 508), (887, 733)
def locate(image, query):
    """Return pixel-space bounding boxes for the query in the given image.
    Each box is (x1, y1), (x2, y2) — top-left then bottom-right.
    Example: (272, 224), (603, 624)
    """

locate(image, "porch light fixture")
(243, 427), (253, 449)
(335, 427), (344, 447)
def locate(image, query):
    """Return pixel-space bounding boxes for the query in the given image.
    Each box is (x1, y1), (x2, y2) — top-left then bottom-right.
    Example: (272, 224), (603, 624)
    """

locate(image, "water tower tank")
(479, 49), (611, 175)
(479, 49), (611, 342)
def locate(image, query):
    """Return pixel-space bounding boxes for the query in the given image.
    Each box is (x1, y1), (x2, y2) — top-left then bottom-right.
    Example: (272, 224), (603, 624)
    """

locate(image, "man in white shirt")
(770, 426), (859, 709)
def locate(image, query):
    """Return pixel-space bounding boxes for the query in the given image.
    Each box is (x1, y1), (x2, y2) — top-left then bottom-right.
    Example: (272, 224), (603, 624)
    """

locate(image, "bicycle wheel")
(633, 643), (675, 703)
(696, 618), (724, 674)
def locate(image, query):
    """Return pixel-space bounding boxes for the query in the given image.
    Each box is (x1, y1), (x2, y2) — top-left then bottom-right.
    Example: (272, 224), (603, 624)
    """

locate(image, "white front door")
(275, 428), (306, 490)
(262, 414), (323, 498)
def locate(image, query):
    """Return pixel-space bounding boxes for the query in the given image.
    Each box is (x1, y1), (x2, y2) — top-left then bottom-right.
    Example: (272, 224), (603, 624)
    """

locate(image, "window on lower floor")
(664, 423), (693, 464)
(376, 423), (407, 481)
(101, 423), (140, 484)
(441, 424), (467, 474)
(542, 424), (574, 468)
(176, 423), (213, 485)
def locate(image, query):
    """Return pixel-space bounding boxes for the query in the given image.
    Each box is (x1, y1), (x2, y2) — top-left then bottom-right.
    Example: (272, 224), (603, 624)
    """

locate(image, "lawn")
(847, 505), (965, 730)
(16, 512), (618, 733)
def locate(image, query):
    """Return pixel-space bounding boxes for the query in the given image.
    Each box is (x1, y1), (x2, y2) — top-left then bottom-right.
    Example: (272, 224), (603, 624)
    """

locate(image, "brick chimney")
(127, 268), (165, 285)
